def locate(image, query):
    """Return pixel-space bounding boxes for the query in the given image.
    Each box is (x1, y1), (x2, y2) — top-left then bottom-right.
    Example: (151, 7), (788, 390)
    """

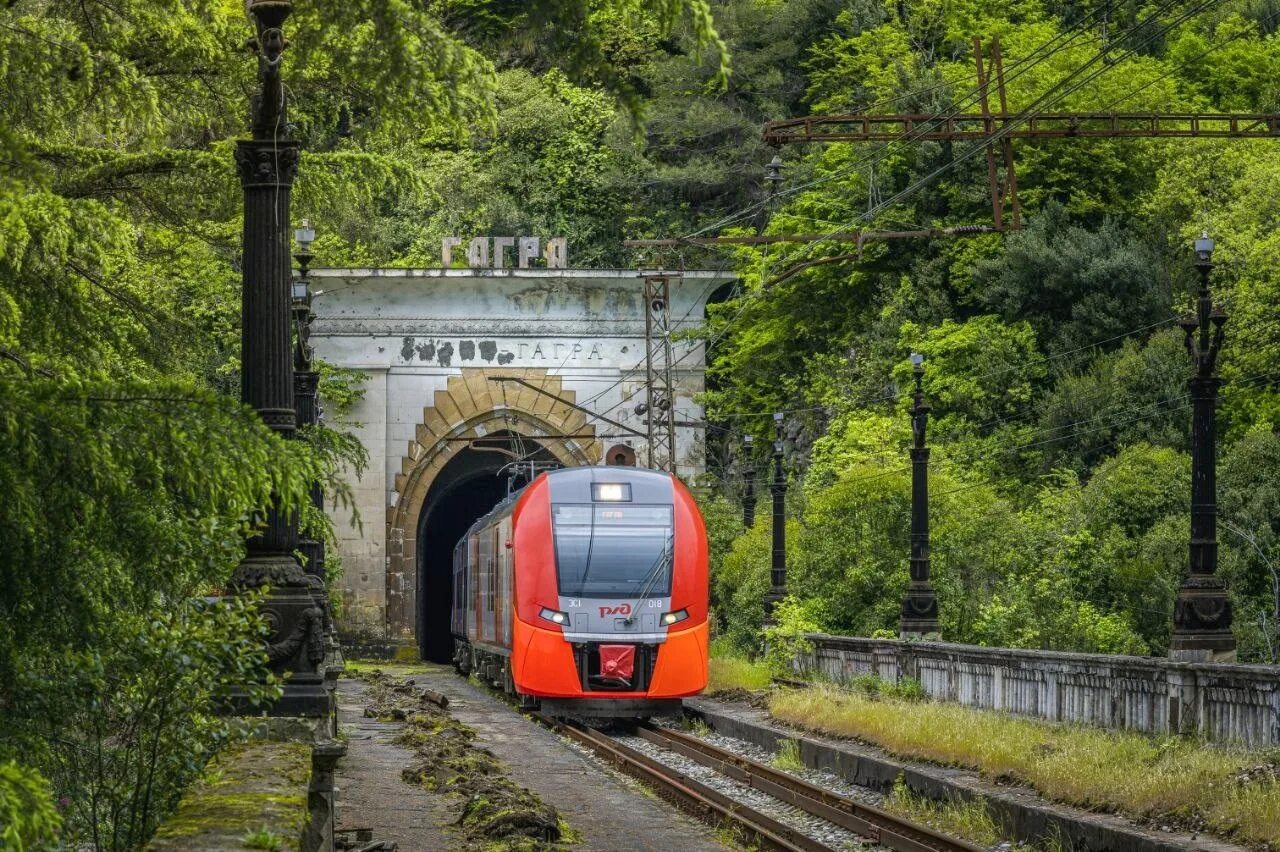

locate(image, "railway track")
(535, 713), (981, 852)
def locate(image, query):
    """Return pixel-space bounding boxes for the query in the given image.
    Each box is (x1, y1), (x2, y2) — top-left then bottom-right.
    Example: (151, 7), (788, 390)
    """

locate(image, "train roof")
(455, 465), (676, 546)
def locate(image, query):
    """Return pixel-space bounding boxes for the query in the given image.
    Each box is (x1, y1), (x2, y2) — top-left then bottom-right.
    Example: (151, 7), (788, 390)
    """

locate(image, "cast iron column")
(292, 225), (324, 584)
(742, 434), (756, 528)
(227, 0), (327, 715)
(763, 413), (787, 625)
(1170, 233), (1235, 661)
(900, 355), (941, 639)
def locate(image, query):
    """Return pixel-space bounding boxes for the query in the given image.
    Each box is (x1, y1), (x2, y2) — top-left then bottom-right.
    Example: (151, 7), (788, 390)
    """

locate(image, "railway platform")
(335, 663), (728, 851)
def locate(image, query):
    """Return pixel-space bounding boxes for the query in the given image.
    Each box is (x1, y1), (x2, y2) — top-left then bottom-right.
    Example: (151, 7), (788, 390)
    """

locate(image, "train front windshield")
(552, 504), (674, 597)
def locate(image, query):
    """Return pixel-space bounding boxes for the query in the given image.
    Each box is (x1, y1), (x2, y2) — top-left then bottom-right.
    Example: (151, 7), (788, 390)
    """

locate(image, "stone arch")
(384, 368), (601, 642)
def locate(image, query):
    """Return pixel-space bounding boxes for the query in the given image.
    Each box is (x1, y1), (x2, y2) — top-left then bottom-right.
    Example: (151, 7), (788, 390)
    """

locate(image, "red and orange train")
(451, 466), (708, 717)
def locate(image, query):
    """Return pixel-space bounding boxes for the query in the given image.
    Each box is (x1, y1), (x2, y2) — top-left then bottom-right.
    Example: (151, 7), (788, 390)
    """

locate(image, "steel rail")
(533, 714), (837, 851)
(638, 724), (982, 852)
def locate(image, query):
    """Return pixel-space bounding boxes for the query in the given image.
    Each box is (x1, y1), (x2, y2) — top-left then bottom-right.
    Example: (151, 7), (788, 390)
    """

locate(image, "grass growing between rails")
(770, 686), (1280, 846)
(772, 739), (805, 772)
(883, 775), (1007, 849)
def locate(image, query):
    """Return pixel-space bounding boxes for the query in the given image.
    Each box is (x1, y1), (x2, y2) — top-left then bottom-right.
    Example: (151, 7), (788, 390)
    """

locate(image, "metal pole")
(227, 0), (327, 716)
(1170, 233), (1235, 662)
(973, 36), (1004, 232)
(642, 275), (658, 468)
(293, 228), (323, 583)
(900, 356), (940, 639)
(742, 434), (756, 528)
(764, 413), (787, 625)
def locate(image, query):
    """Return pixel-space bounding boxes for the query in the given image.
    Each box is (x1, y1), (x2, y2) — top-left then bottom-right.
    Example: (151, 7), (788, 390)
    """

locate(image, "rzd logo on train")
(599, 603), (632, 617)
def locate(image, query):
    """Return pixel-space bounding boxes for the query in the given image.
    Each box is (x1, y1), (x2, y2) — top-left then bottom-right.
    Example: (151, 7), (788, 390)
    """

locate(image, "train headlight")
(660, 608), (689, 626)
(591, 482), (632, 502)
(539, 607), (569, 625)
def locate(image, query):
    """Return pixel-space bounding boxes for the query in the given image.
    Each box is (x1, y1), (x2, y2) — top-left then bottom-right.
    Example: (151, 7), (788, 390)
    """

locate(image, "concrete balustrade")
(796, 633), (1280, 746)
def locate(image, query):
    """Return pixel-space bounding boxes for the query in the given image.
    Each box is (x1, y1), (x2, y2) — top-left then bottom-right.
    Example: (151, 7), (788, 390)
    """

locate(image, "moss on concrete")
(149, 742), (310, 851)
(360, 670), (569, 849)
(393, 645), (421, 663)
(343, 658), (436, 678)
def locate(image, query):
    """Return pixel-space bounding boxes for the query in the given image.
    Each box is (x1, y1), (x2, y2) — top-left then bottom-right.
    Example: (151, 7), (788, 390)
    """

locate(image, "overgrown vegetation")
(0, 0), (724, 847)
(361, 670), (571, 849)
(884, 776), (1008, 849)
(771, 686), (1280, 845)
(771, 739), (805, 772)
(9, 0), (1280, 844)
(683, 0), (1280, 667)
(707, 638), (774, 693)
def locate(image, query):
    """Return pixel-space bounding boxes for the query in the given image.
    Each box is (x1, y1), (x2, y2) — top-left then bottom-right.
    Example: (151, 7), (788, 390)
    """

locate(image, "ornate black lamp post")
(900, 353), (940, 639)
(292, 220), (324, 583)
(227, 0), (327, 716)
(1170, 232), (1235, 661)
(763, 413), (788, 625)
(742, 434), (756, 528)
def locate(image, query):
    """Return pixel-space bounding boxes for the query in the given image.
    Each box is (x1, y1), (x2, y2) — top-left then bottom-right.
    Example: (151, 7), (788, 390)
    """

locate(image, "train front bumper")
(511, 619), (708, 699)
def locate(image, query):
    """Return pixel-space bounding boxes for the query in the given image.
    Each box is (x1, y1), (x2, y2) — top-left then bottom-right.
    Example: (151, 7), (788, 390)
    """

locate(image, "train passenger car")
(450, 466), (708, 717)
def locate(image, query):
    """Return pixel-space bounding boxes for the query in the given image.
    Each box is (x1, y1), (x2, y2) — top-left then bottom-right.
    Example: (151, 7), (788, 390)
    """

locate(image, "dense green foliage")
(0, 760), (61, 851)
(691, 0), (1280, 662)
(8, 0), (1280, 843)
(0, 0), (723, 846)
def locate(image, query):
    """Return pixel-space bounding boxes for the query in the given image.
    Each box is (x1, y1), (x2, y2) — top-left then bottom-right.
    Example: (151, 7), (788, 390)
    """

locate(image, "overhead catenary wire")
(849, 0), (1223, 228)
(649, 0), (1207, 406)
(665, 3), (1123, 249)
(731, 0), (1216, 300)
(616, 4), (1196, 442)
(570, 3), (1235, 471)
(1096, 4), (1280, 112)
(677, 0), (1119, 242)
(654, 6), (1189, 392)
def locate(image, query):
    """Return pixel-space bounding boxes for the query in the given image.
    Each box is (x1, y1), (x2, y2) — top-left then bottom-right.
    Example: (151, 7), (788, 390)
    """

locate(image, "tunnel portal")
(415, 433), (558, 662)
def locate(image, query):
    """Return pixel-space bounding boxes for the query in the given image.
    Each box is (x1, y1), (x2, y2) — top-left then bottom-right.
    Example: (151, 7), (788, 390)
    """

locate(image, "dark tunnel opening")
(415, 434), (559, 662)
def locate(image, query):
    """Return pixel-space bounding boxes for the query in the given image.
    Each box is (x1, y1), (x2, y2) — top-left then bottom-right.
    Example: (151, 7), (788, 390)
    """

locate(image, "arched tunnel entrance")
(415, 432), (560, 662)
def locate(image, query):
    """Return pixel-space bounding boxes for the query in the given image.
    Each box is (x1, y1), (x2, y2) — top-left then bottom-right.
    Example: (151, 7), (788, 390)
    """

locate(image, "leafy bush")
(763, 597), (823, 675)
(20, 596), (279, 850)
(0, 761), (61, 851)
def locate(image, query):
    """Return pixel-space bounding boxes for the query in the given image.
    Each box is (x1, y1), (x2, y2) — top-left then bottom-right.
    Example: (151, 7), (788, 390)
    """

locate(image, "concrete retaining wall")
(797, 633), (1280, 746)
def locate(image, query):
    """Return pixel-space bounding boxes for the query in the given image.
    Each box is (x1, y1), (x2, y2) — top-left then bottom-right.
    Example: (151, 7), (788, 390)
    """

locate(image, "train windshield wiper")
(624, 532), (674, 624)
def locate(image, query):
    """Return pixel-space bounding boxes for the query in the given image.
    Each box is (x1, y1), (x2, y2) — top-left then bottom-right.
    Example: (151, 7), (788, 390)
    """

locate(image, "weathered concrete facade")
(309, 268), (730, 650)
(798, 634), (1280, 745)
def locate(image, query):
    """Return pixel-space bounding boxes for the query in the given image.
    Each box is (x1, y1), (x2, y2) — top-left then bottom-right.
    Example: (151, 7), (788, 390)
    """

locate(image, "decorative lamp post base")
(228, 554), (331, 717)
(1169, 575), (1236, 662)
(899, 583), (940, 640)
(762, 587), (785, 627)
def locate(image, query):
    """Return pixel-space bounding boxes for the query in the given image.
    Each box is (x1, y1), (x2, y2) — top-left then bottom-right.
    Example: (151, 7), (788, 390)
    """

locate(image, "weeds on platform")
(241, 825), (284, 851)
(771, 685), (1280, 845)
(360, 671), (571, 849)
(684, 716), (712, 737)
(707, 640), (773, 694)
